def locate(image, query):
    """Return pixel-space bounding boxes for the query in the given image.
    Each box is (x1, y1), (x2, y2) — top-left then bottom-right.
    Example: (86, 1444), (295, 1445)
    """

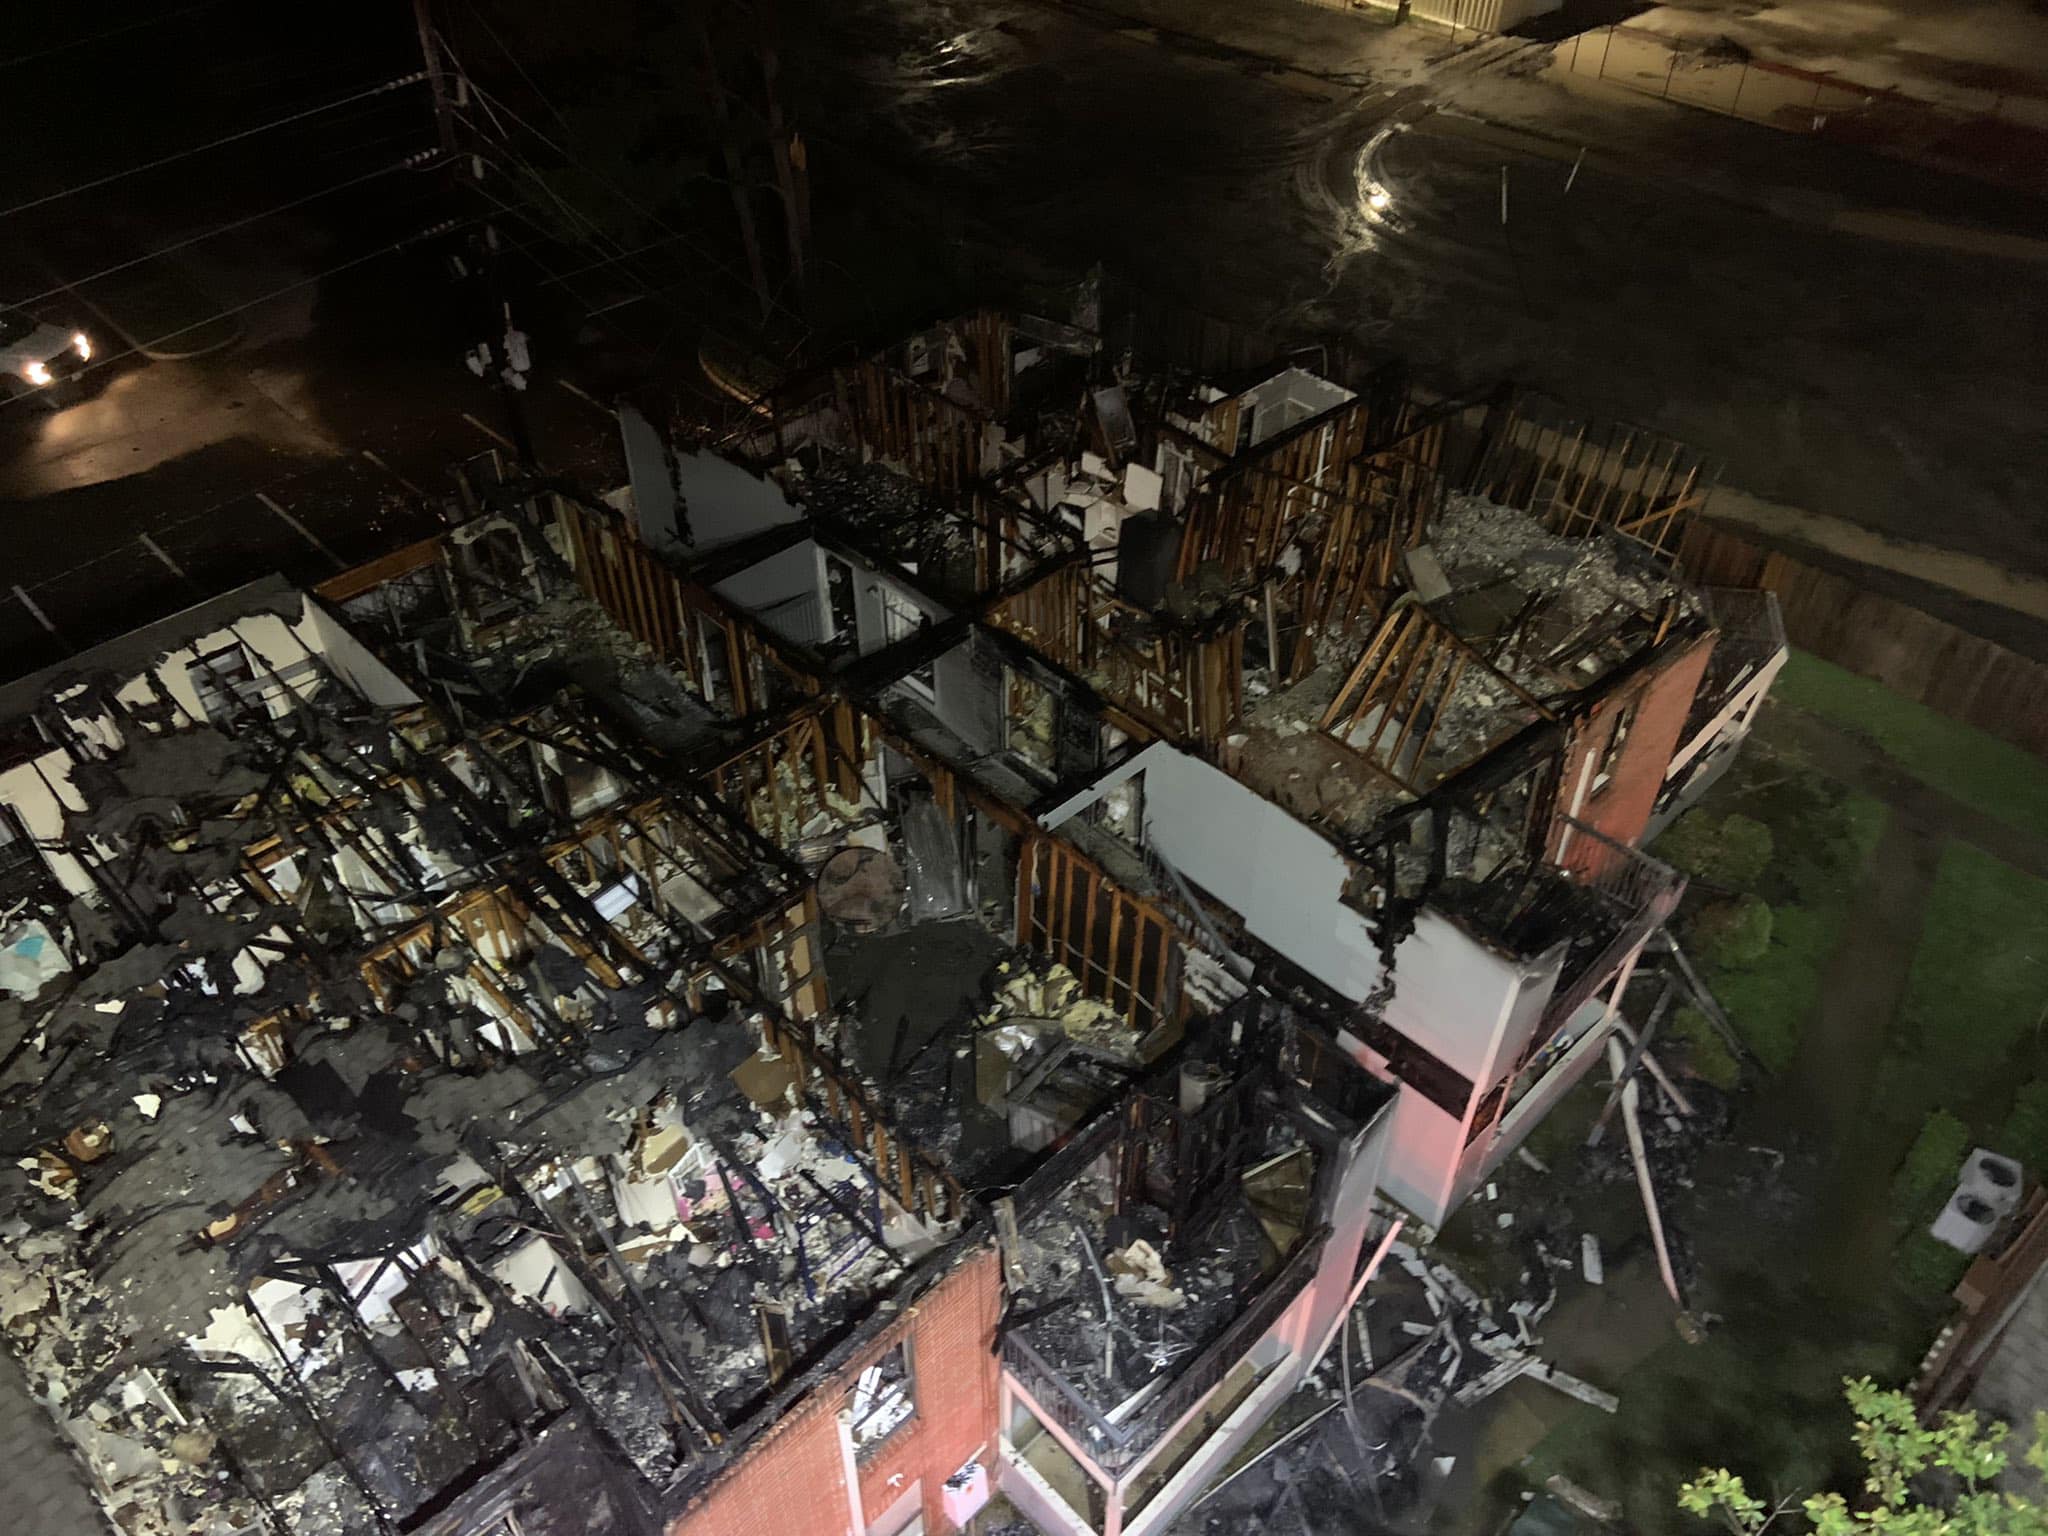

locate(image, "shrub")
(1656, 811), (1774, 890)
(1669, 1004), (1742, 1090)
(1895, 1228), (1972, 1306)
(1690, 894), (1774, 970)
(1993, 1080), (2048, 1178)
(1889, 1109), (1969, 1231)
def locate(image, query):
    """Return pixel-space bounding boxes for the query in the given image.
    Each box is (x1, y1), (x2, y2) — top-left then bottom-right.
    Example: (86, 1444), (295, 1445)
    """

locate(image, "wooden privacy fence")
(1677, 520), (2048, 761)
(1015, 833), (1188, 1048)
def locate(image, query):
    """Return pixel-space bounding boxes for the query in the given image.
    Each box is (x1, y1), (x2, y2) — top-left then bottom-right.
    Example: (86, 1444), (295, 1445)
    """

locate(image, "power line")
(0, 0), (232, 70)
(434, 28), (806, 400)
(535, 229), (705, 289)
(473, 181), (800, 384)
(9, 150), (443, 313)
(0, 73), (428, 221)
(458, 90), (798, 328)
(450, 61), (800, 324)
(0, 218), (471, 409)
(457, 2), (580, 145)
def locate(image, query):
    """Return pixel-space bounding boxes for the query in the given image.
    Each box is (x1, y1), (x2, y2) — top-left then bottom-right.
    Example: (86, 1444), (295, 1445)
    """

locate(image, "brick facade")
(1557, 634), (1715, 866)
(669, 1243), (1003, 1536)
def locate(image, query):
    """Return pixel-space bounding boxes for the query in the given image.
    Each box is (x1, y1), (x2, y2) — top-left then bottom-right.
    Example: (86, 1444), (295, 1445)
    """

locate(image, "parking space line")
(256, 492), (345, 569)
(12, 585), (63, 642)
(139, 534), (189, 583)
(359, 449), (424, 497)
(460, 412), (518, 452)
(556, 378), (611, 415)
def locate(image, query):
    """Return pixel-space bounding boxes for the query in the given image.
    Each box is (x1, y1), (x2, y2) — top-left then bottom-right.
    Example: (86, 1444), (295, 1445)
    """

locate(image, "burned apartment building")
(0, 307), (1781, 1536)
(610, 311), (1787, 1228)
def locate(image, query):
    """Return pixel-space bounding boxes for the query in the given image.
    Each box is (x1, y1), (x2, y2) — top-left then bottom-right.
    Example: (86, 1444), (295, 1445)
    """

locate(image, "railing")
(1012, 1107), (1126, 1224)
(1123, 1227), (1326, 1450)
(1540, 817), (1685, 1033)
(1002, 1227), (1328, 1474)
(1555, 814), (1680, 911)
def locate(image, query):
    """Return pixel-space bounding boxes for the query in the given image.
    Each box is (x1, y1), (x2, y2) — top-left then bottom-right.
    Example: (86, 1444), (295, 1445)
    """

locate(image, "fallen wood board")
(1524, 1360), (1620, 1413)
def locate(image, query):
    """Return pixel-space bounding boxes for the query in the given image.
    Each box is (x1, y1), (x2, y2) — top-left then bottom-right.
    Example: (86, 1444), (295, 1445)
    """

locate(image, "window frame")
(1589, 698), (1638, 798)
(878, 586), (936, 702)
(847, 1338), (917, 1456)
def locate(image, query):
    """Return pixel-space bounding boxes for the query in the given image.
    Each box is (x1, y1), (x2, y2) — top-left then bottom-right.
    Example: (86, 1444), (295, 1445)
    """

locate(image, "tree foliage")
(1658, 810), (1775, 890)
(1680, 1379), (2048, 1535)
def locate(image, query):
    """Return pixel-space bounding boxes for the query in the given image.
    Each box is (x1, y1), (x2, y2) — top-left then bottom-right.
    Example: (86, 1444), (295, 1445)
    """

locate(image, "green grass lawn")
(1527, 1261), (1928, 1527)
(1891, 843), (2048, 1096)
(1771, 651), (2048, 842)
(1511, 670), (2048, 1529)
(1877, 843), (2048, 1302)
(1653, 747), (1887, 1074)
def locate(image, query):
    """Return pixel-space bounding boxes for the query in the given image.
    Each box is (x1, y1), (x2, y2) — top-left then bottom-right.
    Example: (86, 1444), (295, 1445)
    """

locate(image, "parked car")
(0, 305), (93, 404)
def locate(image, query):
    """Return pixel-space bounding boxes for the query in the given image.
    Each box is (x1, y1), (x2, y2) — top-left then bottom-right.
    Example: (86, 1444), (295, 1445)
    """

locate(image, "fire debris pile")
(1173, 1239), (1620, 1536)
(0, 572), (948, 1535)
(0, 301), (1788, 1536)
(1007, 1152), (1303, 1408)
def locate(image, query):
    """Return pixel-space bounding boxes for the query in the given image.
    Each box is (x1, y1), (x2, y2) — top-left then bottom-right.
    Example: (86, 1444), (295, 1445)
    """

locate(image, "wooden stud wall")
(1319, 602), (1552, 792)
(1474, 405), (1707, 562)
(987, 570), (1244, 746)
(557, 497), (814, 717)
(757, 1010), (966, 1222)
(703, 711), (834, 849)
(834, 359), (989, 496)
(1014, 833), (1187, 1043)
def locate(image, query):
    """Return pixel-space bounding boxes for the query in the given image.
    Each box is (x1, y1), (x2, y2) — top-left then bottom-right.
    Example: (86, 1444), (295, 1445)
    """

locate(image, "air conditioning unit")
(1931, 1189), (2000, 1255)
(1960, 1148), (2024, 1218)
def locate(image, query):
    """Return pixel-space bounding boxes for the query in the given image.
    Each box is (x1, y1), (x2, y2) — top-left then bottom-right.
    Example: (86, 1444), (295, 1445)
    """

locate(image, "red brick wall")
(1555, 634), (1714, 868)
(855, 1245), (1000, 1532)
(668, 1244), (1002, 1536)
(669, 1400), (847, 1536)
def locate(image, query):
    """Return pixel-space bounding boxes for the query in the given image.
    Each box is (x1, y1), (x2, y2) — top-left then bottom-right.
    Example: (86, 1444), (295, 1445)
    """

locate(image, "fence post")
(1599, 25), (1614, 79)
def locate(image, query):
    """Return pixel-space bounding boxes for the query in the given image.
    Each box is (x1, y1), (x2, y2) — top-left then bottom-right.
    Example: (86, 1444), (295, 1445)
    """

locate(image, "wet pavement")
(792, 0), (2048, 581)
(0, 267), (628, 677)
(4, 0), (2046, 678)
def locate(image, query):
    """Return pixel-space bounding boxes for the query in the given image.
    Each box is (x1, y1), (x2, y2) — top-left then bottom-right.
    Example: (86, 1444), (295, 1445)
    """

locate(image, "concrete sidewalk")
(0, 1351), (111, 1536)
(1549, 7), (2048, 196)
(1024, 0), (2048, 242)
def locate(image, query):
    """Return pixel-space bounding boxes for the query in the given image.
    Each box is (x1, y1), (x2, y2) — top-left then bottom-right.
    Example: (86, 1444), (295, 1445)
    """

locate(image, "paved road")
(0, 1349), (109, 1536)
(6, 0), (2047, 687)
(795, 0), (2048, 587)
(0, 249), (634, 679)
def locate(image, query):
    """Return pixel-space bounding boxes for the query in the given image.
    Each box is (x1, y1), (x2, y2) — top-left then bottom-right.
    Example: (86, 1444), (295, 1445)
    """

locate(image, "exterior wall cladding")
(669, 1244), (1003, 1536)
(1559, 633), (1716, 861)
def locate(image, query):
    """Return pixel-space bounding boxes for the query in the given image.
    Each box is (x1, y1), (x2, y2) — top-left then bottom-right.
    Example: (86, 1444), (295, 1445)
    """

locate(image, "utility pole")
(756, 0), (812, 319)
(412, 0), (458, 157)
(697, 14), (776, 322)
(413, 0), (537, 471)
